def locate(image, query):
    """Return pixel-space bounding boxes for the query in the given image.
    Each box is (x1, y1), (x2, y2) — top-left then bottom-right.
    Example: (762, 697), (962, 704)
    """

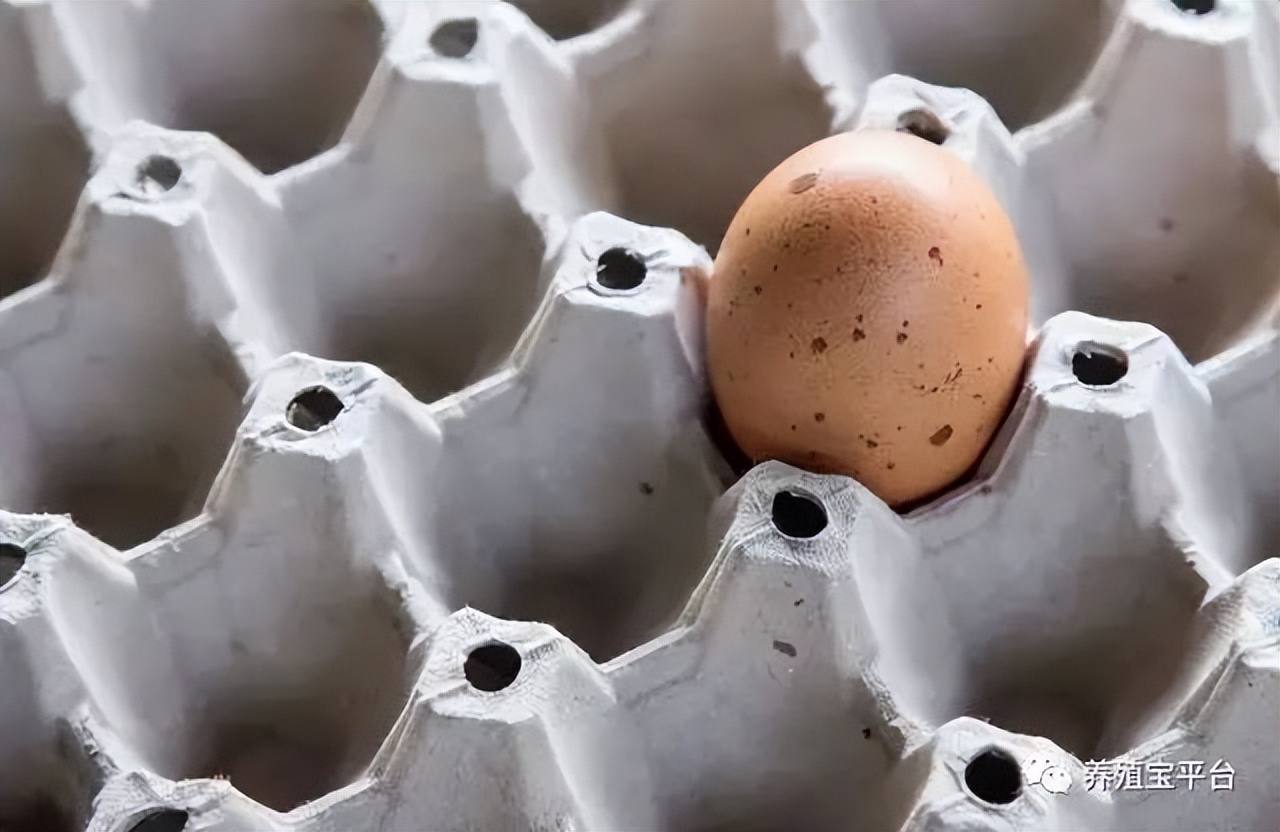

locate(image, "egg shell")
(706, 130), (1029, 507)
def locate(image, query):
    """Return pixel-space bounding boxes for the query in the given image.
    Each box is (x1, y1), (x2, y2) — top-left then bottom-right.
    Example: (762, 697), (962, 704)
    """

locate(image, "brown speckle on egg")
(706, 130), (1029, 507)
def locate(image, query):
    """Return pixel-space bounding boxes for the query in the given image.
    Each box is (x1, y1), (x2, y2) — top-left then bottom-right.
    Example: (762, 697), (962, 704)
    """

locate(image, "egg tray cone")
(0, 1), (1276, 830)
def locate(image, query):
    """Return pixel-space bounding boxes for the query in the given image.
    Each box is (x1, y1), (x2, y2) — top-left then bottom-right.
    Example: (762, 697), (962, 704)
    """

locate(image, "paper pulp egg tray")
(0, 0), (1277, 830)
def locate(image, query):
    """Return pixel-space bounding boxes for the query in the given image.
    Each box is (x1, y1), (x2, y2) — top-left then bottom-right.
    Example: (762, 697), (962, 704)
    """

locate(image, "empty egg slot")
(0, 5), (92, 301)
(425, 426), (719, 663)
(311, 200), (549, 404)
(1028, 15), (1280, 363)
(945, 532), (1206, 760)
(150, 0), (381, 174)
(1053, 154), (1279, 365)
(1206, 343), (1280, 562)
(171, 581), (413, 811)
(45, 509), (417, 814)
(0, 330), (243, 551)
(868, 0), (1111, 130)
(0, 627), (99, 832)
(507, 0), (632, 41)
(62, 0), (383, 174)
(486, 468), (714, 663)
(674, 729), (903, 832)
(584, 2), (833, 253)
(685, 780), (887, 832)
(498, 549), (697, 666)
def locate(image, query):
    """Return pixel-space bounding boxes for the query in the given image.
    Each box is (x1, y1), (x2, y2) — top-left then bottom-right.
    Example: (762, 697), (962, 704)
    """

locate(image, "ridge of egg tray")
(0, 1), (1276, 831)
(706, 130), (1029, 508)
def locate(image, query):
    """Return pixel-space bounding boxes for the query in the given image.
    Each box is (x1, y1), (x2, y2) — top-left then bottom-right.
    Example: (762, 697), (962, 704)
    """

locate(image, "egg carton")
(0, 0), (1276, 830)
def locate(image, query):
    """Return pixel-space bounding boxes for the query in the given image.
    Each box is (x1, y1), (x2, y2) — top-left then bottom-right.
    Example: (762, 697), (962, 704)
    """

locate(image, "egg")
(706, 129), (1028, 507)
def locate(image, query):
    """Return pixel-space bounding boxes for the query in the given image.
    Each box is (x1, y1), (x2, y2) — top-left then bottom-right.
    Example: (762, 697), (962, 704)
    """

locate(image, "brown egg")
(706, 130), (1028, 507)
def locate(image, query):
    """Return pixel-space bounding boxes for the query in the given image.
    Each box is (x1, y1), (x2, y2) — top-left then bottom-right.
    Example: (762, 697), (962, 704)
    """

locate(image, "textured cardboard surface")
(0, 1), (1276, 830)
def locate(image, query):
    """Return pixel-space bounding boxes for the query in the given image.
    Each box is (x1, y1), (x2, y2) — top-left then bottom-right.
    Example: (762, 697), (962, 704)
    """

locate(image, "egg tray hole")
(430, 18), (479, 58)
(128, 809), (190, 832)
(1072, 343), (1129, 387)
(134, 155), (182, 195)
(464, 642), (522, 692)
(595, 247), (647, 291)
(964, 748), (1022, 805)
(896, 108), (950, 145)
(771, 491), (828, 539)
(286, 387), (345, 431)
(0, 543), (26, 587)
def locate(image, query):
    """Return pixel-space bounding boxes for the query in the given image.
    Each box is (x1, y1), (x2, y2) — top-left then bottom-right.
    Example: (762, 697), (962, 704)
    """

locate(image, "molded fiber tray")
(0, 1), (1276, 830)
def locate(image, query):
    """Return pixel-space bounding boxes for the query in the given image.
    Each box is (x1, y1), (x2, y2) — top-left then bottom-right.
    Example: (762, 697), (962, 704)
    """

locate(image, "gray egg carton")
(0, 1), (1276, 831)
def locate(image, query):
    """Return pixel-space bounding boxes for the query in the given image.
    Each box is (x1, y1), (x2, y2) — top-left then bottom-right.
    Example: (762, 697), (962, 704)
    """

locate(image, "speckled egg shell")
(706, 130), (1029, 507)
